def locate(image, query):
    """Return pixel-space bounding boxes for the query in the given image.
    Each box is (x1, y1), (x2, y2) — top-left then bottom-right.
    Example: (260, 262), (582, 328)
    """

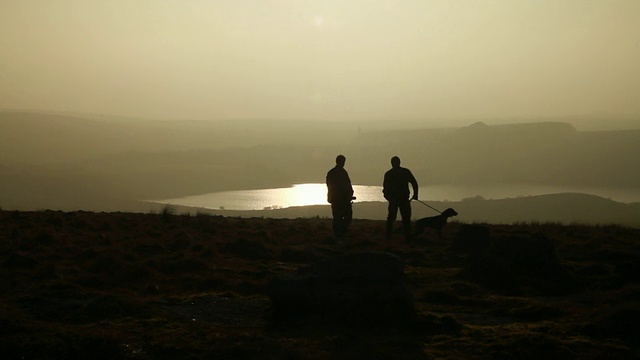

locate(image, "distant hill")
(169, 193), (640, 228)
(353, 121), (640, 188)
(2, 111), (639, 221)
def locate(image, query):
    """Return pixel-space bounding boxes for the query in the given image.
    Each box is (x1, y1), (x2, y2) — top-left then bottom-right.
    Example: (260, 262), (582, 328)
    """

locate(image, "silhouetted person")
(383, 156), (418, 241)
(326, 155), (354, 239)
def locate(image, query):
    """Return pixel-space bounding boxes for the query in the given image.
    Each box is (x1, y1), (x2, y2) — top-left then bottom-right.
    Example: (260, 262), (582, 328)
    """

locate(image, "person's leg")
(331, 204), (342, 238)
(399, 200), (412, 240)
(343, 202), (353, 235)
(332, 202), (351, 238)
(386, 202), (399, 240)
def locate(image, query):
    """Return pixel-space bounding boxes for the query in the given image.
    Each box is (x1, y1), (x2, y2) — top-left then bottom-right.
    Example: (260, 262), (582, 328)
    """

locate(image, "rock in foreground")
(267, 251), (415, 327)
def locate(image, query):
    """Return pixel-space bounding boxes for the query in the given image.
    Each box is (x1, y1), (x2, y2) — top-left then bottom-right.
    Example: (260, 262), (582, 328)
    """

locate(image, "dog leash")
(412, 199), (443, 214)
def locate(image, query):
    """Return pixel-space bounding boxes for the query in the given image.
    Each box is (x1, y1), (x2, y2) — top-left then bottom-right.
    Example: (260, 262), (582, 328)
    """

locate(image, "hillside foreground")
(1, 210), (639, 359)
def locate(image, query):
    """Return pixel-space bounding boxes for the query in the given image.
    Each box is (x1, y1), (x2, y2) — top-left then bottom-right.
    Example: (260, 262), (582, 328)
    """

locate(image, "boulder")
(267, 251), (415, 327)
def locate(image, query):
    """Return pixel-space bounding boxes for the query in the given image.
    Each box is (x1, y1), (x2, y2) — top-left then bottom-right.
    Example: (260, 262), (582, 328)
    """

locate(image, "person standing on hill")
(326, 154), (354, 239)
(383, 156), (419, 241)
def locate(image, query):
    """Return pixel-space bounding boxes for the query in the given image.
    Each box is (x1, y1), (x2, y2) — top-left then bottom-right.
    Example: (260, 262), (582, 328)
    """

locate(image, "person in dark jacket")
(383, 156), (418, 241)
(326, 155), (354, 239)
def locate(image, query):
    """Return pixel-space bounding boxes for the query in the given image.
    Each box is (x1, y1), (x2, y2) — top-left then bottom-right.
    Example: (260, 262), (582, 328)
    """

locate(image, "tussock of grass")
(160, 204), (176, 216)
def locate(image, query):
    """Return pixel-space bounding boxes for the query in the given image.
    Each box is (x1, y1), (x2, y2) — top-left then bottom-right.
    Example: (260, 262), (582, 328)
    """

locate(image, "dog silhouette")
(413, 208), (458, 239)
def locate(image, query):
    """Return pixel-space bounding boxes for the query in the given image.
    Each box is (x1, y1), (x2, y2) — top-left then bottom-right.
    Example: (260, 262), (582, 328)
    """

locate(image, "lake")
(153, 183), (640, 211)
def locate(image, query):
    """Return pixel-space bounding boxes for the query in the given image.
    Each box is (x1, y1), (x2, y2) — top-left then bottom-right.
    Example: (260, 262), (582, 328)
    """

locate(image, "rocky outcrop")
(267, 251), (415, 327)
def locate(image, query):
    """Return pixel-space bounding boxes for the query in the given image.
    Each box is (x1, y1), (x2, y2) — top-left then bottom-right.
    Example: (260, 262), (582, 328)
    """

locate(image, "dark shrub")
(462, 233), (574, 295)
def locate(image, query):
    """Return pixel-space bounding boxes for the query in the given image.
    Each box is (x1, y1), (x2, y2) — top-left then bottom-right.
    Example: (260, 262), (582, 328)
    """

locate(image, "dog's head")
(442, 208), (458, 218)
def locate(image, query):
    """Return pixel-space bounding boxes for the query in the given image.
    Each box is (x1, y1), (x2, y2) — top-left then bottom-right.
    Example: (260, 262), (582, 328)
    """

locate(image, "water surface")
(154, 183), (640, 211)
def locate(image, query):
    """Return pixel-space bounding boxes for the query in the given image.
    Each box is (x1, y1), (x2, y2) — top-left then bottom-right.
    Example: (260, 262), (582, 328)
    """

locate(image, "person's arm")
(409, 170), (419, 200)
(340, 169), (354, 199)
(326, 171), (333, 203)
(382, 172), (390, 200)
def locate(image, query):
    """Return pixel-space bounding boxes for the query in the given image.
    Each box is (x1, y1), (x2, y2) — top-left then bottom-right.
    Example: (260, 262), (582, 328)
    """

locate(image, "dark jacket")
(326, 166), (354, 204)
(383, 167), (418, 202)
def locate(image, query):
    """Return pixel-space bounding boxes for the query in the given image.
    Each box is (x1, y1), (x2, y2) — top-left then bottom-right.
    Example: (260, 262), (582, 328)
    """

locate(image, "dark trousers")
(386, 200), (411, 240)
(331, 201), (353, 238)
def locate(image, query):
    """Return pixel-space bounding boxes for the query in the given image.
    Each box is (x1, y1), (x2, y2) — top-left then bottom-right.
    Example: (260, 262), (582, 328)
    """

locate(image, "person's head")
(336, 154), (346, 167)
(391, 156), (401, 168)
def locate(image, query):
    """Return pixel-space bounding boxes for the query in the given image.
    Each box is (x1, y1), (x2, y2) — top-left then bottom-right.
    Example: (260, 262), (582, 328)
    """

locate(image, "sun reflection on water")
(155, 183), (386, 211)
(289, 184), (328, 207)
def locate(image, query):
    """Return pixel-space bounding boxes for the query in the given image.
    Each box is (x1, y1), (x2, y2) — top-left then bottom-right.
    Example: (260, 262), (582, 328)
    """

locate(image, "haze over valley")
(2, 1), (639, 225)
(2, 111), (639, 225)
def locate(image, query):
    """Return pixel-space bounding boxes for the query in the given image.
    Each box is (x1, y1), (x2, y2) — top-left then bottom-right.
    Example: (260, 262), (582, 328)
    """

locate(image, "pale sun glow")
(313, 15), (325, 26)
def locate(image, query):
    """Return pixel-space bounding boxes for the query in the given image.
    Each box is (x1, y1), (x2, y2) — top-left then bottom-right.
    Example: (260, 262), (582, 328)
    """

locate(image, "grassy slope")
(1, 210), (639, 359)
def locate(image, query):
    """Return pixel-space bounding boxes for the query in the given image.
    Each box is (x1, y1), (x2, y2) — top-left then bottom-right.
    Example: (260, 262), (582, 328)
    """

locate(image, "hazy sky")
(1, 0), (639, 121)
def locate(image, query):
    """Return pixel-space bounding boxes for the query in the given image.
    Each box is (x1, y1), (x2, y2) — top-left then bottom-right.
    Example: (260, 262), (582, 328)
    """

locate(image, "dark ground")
(1, 210), (639, 359)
